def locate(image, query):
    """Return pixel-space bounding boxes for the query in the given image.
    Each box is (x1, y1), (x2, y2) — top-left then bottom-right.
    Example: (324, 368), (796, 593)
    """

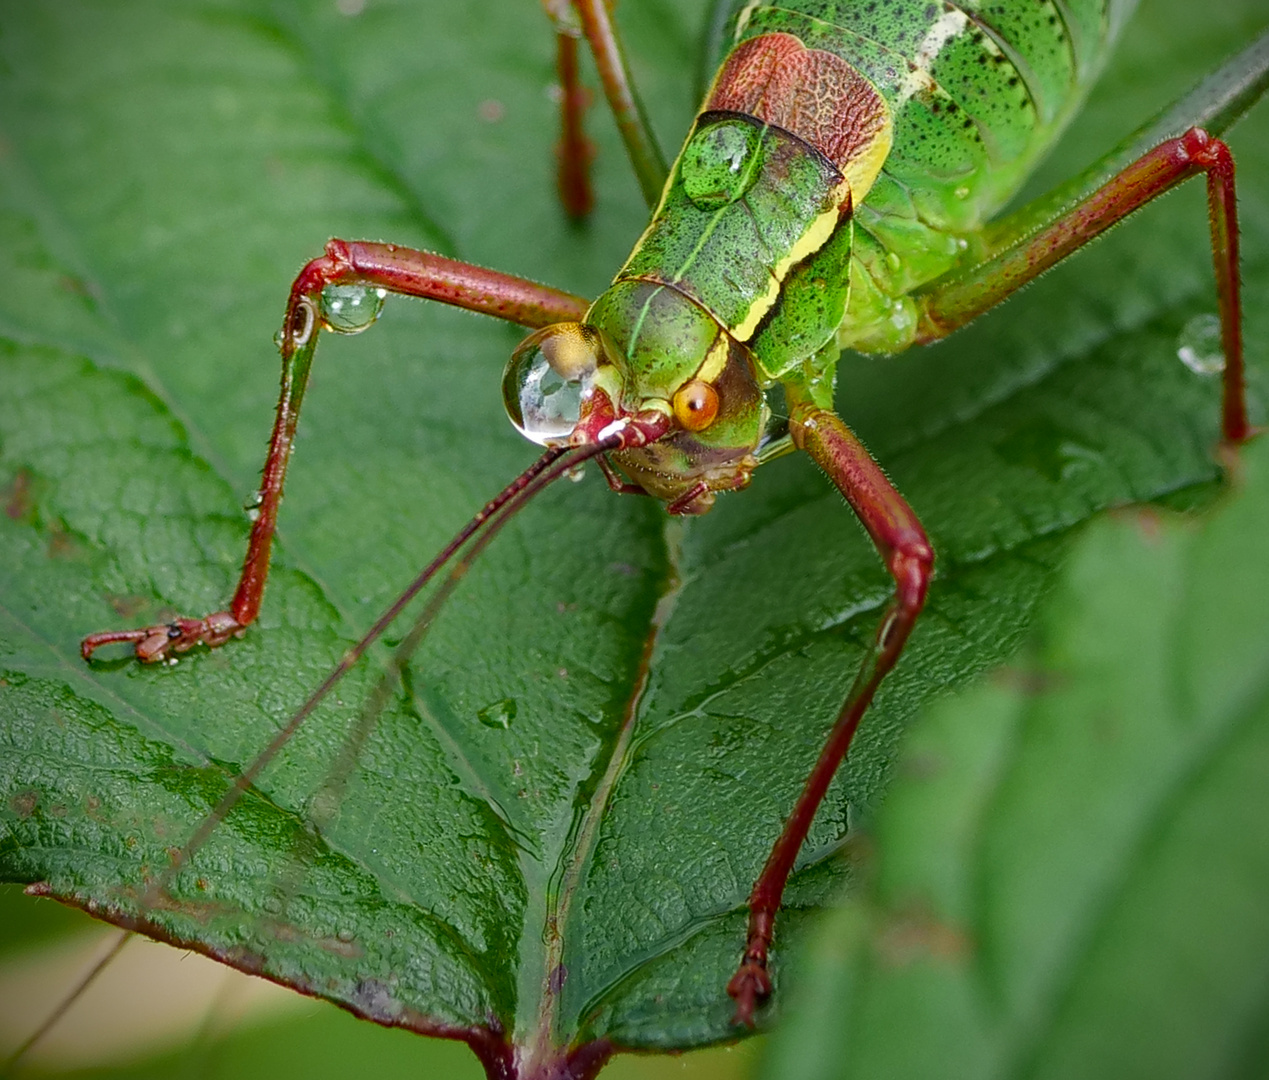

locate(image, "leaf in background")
(759, 436), (1269, 1080)
(0, 0), (1266, 1075)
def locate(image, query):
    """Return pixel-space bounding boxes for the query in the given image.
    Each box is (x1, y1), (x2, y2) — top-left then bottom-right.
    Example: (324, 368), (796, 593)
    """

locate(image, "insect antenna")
(286, 447), (573, 888)
(147, 436), (619, 902)
(1, 931), (132, 1073)
(8, 435), (620, 1070)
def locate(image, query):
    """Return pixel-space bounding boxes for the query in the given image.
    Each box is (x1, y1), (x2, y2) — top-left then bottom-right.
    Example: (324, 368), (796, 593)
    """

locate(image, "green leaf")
(760, 436), (1269, 1080)
(0, 0), (1266, 1075)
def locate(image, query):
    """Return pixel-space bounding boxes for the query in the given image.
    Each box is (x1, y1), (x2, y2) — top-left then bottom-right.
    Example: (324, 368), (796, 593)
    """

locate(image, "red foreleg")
(727, 404), (933, 1025)
(82, 241), (590, 662)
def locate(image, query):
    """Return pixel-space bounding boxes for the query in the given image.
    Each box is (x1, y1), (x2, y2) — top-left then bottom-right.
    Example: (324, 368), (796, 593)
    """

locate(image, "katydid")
(16, 0), (1268, 1074)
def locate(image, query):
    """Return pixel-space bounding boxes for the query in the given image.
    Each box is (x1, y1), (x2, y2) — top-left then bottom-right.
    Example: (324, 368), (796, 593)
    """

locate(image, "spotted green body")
(709, 0), (1138, 352)
(570, 0), (1141, 508)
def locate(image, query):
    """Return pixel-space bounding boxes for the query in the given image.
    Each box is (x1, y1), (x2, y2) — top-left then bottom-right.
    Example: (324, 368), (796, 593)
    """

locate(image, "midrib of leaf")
(547, 471), (1214, 1034)
(516, 519), (686, 1061)
(3, 0), (1265, 1063)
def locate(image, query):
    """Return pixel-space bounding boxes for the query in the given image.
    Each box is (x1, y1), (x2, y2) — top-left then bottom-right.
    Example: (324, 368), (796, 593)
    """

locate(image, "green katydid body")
(510, 0), (1142, 513)
(65, 0), (1260, 1062)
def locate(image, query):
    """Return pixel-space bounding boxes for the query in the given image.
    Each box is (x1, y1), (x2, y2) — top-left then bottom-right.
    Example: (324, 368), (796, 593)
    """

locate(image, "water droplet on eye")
(681, 119), (763, 210)
(1177, 313), (1225, 375)
(503, 326), (601, 445)
(320, 284), (387, 334)
(477, 698), (517, 730)
(506, 356), (586, 443)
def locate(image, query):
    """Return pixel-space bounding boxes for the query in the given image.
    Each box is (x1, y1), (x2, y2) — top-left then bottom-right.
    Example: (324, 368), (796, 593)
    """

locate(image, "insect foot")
(80, 611), (243, 663)
(727, 910), (775, 1027)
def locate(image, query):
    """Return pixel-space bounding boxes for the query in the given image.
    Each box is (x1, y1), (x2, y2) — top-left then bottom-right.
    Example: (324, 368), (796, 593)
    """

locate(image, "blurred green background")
(2, 0), (1267, 1077)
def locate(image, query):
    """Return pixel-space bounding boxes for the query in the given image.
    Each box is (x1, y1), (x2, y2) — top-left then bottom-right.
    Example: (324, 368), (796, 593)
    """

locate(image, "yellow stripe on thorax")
(730, 112), (891, 342)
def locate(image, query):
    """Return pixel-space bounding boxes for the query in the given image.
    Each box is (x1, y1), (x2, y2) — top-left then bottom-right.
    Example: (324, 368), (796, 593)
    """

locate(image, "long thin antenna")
(3, 930), (132, 1074)
(305, 441), (610, 838)
(9, 436), (621, 1074)
(137, 437), (620, 911)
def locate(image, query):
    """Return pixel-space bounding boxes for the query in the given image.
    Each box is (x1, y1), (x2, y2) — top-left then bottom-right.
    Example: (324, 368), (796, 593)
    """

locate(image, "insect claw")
(726, 960), (771, 1028)
(81, 611), (244, 663)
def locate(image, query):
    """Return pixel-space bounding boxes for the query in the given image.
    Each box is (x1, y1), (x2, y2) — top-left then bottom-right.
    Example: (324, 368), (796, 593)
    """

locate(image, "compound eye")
(672, 379), (719, 432)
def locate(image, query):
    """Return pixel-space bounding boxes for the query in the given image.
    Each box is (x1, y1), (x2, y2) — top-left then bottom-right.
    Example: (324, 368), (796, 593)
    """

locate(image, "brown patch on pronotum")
(705, 32), (889, 172)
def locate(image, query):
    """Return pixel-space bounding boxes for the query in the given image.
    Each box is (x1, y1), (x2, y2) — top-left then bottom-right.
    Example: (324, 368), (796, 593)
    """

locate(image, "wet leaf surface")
(761, 436), (1269, 1080)
(1, 0), (1266, 1073)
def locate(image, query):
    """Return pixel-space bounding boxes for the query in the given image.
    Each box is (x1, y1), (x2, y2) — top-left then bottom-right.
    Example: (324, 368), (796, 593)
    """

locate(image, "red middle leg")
(727, 401), (934, 1025)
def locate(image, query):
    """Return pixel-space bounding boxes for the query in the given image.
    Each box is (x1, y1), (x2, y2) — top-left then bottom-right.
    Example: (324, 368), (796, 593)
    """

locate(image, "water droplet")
(680, 119), (762, 210)
(503, 325), (602, 445)
(1177, 313), (1225, 375)
(243, 490), (264, 521)
(320, 284), (386, 334)
(566, 462), (586, 483)
(477, 698), (517, 730)
(994, 418), (1103, 483)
